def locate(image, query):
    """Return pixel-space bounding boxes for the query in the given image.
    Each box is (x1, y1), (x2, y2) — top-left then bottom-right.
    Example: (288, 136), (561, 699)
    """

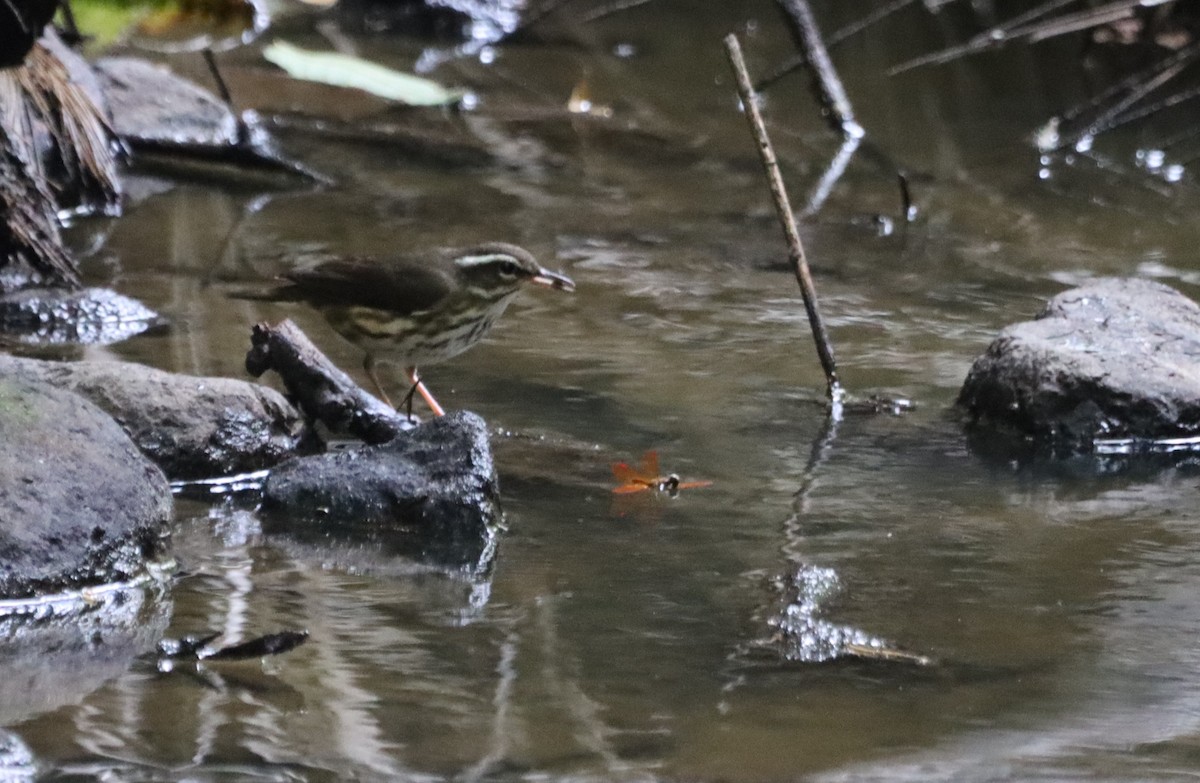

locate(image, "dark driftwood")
(246, 319), (410, 444)
(774, 0), (862, 139)
(724, 33), (841, 403)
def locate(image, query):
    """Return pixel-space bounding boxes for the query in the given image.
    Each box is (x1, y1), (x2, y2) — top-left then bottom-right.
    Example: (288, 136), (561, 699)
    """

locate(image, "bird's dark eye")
(498, 259), (520, 277)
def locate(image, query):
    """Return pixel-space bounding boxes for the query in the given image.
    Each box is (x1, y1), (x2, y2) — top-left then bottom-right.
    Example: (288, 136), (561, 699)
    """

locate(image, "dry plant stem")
(774, 0), (862, 139)
(723, 33), (841, 402)
(1115, 83), (1200, 133)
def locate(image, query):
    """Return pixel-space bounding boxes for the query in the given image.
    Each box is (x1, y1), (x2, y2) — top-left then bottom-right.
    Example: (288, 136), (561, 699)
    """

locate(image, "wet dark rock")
(958, 277), (1200, 450)
(0, 376), (171, 599)
(94, 57), (322, 181)
(96, 57), (239, 148)
(0, 355), (311, 480)
(261, 411), (500, 572)
(0, 287), (160, 345)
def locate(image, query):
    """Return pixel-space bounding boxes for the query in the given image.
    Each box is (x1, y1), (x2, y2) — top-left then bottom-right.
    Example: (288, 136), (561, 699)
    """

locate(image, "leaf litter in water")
(262, 41), (466, 106)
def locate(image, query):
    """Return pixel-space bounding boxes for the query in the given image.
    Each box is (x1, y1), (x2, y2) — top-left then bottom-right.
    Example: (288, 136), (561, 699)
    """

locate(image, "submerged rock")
(260, 411), (500, 573)
(959, 278), (1200, 451)
(0, 355), (311, 480)
(0, 376), (171, 599)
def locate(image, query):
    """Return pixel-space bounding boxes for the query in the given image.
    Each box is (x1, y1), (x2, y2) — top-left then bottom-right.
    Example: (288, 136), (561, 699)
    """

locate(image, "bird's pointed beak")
(531, 267), (575, 293)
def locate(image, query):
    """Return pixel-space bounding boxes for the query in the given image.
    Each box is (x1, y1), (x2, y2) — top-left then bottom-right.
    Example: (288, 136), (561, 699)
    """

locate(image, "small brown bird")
(256, 242), (574, 416)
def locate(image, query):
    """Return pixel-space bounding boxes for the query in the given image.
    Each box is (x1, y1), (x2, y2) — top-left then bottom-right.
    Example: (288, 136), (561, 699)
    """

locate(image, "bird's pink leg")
(405, 366), (445, 417)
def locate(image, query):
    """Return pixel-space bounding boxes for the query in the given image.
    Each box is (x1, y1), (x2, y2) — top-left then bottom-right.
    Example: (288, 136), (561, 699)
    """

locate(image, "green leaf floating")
(263, 41), (465, 106)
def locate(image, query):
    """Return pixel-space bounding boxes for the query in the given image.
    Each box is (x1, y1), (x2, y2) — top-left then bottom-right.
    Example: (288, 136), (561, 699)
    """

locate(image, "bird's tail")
(226, 281), (307, 303)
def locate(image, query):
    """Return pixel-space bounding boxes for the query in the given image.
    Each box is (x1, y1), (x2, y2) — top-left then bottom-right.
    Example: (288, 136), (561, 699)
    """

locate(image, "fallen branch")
(246, 319), (411, 444)
(724, 33), (842, 404)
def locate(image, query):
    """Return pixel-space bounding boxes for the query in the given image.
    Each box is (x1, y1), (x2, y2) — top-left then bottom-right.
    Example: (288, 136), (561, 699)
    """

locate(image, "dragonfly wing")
(640, 450), (660, 479)
(612, 462), (642, 484)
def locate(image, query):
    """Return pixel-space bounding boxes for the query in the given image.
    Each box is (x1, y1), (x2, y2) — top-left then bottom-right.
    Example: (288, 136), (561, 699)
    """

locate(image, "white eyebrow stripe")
(456, 253), (514, 268)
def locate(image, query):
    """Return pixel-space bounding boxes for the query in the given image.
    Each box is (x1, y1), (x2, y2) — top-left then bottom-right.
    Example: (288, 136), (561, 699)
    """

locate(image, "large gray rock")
(958, 278), (1200, 449)
(95, 56), (239, 148)
(261, 411), (500, 573)
(0, 356), (310, 480)
(0, 376), (171, 599)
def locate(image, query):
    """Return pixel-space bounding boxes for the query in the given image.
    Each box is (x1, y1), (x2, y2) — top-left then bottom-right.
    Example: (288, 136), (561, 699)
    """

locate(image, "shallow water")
(12, 0), (1200, 780)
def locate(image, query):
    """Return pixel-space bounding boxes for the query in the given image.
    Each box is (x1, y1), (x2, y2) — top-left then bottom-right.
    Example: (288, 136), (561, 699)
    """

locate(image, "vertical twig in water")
(724, 33), (842, 406)
(774, 0), (863, 139)
(58, 0), (84, 46)
(202, 47), (250, 146)
(898, 171), (916, 222)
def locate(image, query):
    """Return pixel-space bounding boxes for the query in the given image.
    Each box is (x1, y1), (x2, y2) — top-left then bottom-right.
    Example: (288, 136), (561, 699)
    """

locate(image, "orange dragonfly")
(611, 450), (712, 496)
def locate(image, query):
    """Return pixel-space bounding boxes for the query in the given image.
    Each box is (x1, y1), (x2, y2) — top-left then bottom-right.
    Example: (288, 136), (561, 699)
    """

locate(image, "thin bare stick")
(202, 47), (250, 146)
(889, 0), (1076, 75)
(580, 0), (653, 23)
(774, 0), (863, 139)
(1041, 40), (1200, 151)
(59, 0), (85, 47)
(724, 33), (841, 403)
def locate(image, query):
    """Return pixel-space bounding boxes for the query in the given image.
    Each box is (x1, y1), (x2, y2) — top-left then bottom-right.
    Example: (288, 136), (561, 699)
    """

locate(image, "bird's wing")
(283, 257), (457, 315)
